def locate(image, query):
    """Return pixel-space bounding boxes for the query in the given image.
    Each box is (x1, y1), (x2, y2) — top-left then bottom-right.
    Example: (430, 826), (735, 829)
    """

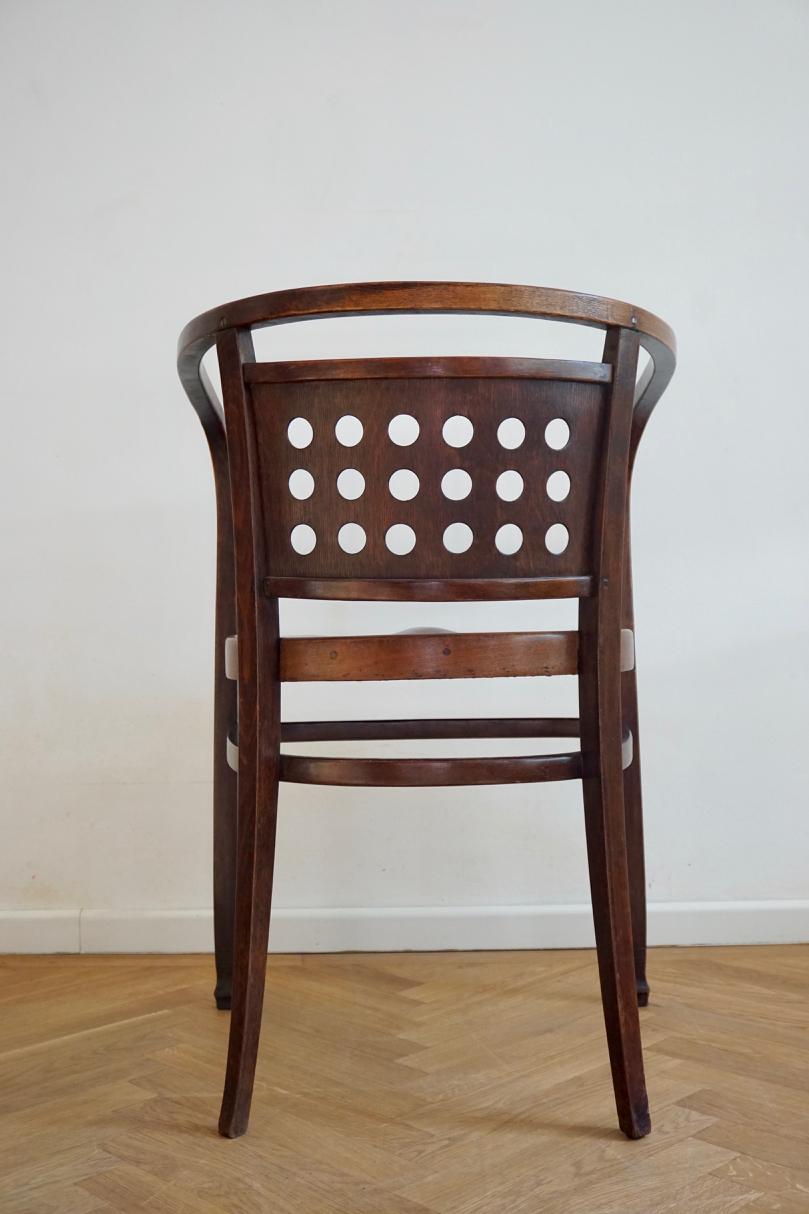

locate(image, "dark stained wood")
(622, 522), (649, 1007)
(215, 329), (281, 1140)
(278, 725), (633, 786)
(245, 356), (612, 384)
(211, 468), (237, 1011)
(280, 750), (582, 787)
(280, 631), (579, 683)
(262, 575), (593, 601)
(176, 281), (676, 1143)
(280, 717), (580, 742)
(248, 375), (605, 582)
(578, 326), (649, 1139)
(188, 371), (237, 1011)
(176, 281), (675, 443)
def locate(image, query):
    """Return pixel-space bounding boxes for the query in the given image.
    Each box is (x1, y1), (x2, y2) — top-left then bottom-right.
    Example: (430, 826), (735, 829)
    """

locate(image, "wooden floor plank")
(712, 1153), (809, 1203)
(0, 946), (806, 1212)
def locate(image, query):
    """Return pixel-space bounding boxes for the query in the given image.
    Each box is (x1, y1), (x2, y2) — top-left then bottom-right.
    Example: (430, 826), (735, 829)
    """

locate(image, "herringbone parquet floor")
(1, 947), (808, 1212)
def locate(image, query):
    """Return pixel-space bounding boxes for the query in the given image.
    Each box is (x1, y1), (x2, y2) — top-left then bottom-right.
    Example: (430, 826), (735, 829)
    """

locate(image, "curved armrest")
(630, 329), (677, 468)
(177, 280), (676, 453)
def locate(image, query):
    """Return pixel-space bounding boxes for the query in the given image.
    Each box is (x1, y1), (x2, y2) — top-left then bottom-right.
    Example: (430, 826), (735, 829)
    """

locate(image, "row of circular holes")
(288, 414), (571, 451)
(287, 413), (570, 559)
(291, 520), (569, 557)
(289, 466), (571, 504)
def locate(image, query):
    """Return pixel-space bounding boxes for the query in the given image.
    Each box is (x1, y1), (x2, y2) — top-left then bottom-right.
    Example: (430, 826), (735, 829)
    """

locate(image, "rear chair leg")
(622, 662), (649, 1008)
(212, 472), (238, 1011)
(212, 698), (237, 1011)
(622, 540), (649, 1008)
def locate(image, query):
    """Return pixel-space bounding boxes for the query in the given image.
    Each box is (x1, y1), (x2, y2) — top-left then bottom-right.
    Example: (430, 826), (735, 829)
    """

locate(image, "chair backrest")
(177, 282), (676, 604)
(246, 357), (608, 586)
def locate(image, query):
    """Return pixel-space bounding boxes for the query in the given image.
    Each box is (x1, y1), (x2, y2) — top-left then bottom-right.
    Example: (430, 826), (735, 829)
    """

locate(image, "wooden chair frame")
(177, 282), (676, 1140)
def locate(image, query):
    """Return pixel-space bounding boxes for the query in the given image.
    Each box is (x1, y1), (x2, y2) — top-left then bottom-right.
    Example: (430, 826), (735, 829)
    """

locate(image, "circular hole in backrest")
(495, 523), (523, 555)
(545, 523), (569, 554)
(337, 523), (366, 554)
(495, 470), (524, 502)
(336, 468), (365, 500)
(545, 418), (570, 450)
(497, 418), (525, 449)
(443, 522), (473, 554)
(546, 470), (570, 502)
(441, 469), (473, 500)
(290, 524), (316, 555)
(388, 414), (420, 446)
(385, 523), (416, 555)
(335, 415), (363, 446)
(287, 417), (313, 449)
(442, 415), (474, 447)
(288, 469), (314, 500)
(389, 469), (420, 501)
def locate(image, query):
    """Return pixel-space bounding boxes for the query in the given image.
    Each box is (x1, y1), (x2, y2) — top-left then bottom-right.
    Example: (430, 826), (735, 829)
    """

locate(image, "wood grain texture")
(577, 327), (648, 1138)
(213, 723), (635, 787)
(262, 574), (594, 601)
(248, 375), (605, 582)
(176, 281), (677, 1138)
(216, 330), (282, 1138)
(279, 716), (581, 741)
(279, 748), (583, 787)
(280, 630), (579, 682)
(176, 280), (676, 440)
(0, 947), (805, 1214)
(245, 355), (613, 383)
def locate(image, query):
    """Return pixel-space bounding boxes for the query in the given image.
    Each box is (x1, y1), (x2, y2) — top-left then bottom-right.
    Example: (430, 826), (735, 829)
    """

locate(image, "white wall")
(1, 0), (808, 952)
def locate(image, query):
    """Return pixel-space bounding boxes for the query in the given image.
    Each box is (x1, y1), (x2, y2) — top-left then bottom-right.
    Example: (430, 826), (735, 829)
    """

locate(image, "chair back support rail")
(175, 281), (676, 1143)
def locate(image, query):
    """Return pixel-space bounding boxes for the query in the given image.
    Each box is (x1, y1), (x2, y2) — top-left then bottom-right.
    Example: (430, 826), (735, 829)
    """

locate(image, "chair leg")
(212, 717), (237, 1012)
(579, 601), (650, 1141)
(218, 747), (279, 1139)
(582, 759), (650, 1139)
(622, 664), (649, 1007)
(622, 535), (648, 1007)
(212, 524), (238, 1012)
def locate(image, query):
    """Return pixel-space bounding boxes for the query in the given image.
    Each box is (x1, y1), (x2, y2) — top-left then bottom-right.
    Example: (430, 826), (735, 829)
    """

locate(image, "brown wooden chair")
(177, 282), (676, 1140)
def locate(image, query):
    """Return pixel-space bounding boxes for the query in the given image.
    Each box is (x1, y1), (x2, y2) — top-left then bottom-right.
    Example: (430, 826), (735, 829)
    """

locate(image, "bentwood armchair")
(177, 282), (676, 1140)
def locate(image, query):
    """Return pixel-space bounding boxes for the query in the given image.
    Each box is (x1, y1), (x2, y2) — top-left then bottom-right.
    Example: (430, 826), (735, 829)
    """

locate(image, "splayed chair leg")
(218, 759), (279, 1138)
(622, 540), (649, 1008)
(580, 598), (651, 1141)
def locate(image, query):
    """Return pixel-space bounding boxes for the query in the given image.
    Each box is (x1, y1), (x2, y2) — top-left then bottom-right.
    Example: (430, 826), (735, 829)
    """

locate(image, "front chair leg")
(218, 758), (279, 1139)
(211, 451), (238, 1011)
(582, 747), (651, 1139)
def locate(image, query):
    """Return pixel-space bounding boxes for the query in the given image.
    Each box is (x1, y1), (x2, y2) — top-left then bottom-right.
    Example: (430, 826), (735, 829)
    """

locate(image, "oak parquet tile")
(1, 947), (806, 1212)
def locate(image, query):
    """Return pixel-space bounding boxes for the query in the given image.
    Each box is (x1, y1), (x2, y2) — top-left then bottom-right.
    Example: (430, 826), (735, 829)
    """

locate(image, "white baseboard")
(0, 910), (81, 953)
(1, 900), (808, 954)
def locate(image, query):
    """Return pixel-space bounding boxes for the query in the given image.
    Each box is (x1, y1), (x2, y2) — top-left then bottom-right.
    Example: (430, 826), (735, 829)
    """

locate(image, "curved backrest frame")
(177, 281), (676, 466)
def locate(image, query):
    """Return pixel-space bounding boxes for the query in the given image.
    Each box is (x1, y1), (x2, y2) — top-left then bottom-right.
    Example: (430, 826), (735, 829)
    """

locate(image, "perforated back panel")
(246, 371), (608, 581)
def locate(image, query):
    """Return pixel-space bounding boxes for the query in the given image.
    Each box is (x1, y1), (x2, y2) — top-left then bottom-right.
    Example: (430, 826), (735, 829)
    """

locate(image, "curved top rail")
(176, 280), (676, 455)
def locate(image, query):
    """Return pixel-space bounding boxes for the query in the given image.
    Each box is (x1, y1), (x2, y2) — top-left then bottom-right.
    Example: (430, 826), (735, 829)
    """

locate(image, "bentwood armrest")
(177, 281), (676, 449)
